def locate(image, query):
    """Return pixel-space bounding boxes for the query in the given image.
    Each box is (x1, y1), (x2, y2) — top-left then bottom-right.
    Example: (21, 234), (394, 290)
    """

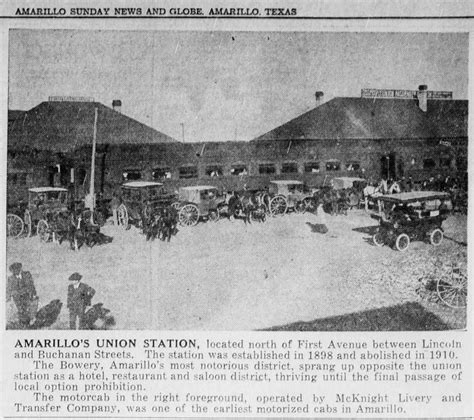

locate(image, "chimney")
(112, 99), (122, 113)
(315, 91), (324, 107)
(417, 85), (427, 112)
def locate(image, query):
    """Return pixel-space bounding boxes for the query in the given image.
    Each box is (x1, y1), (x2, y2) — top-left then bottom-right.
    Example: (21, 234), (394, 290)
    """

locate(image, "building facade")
(7, 87), (468, 206)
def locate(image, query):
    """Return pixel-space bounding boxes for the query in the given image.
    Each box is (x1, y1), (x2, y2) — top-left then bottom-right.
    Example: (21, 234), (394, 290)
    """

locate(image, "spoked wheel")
(372, 231), (385, 247)
(37, 219), (50, 242)
(429, 228), (444, 246)
(179, 204), (200, 227)
(208, 210), (220, 222)
(117, 204), (129, 229)
(269, 195), (288, 217)
(437, 267), (467, 308)
(24, 210), (33, 237)
(171, 202), (181, 211)
(7, 214), (24, 238)
(395, 233), (410, 252)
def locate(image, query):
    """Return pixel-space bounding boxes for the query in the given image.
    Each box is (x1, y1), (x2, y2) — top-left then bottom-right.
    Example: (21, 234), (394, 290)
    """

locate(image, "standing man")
(67, 272), (95, 329)
(6, 262), (38, 327)
(110, 193), (121, 226)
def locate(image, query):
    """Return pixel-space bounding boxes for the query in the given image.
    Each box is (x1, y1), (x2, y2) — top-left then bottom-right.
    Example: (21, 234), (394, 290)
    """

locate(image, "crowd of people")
(363, 174), (468, 213)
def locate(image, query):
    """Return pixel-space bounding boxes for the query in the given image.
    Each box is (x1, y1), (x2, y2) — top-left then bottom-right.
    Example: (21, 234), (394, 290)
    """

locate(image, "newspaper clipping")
(1, 0), (472, 418)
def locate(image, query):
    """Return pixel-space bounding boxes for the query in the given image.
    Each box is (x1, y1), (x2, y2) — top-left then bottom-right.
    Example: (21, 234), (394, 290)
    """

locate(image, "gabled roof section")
(8, 110), (25, 121)
(8, 101), (177, 152)
(253, 97), (468, 141)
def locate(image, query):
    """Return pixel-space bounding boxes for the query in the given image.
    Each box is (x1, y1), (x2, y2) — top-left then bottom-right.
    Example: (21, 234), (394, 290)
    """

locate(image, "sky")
(8, 30), (468, 142)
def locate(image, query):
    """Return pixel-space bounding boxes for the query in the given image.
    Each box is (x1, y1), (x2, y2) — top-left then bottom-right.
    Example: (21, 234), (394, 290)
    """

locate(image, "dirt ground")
(6, 210), (467, 330)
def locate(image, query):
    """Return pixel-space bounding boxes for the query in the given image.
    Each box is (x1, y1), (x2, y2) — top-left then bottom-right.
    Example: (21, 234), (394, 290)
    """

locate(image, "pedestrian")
(6, 262), (38, 327)
(67, 272), (95, 330)
(110, 193), (121, 226)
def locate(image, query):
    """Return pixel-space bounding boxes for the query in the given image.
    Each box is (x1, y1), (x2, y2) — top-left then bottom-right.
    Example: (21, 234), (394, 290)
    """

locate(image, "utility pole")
(180, 123), (185, 143)
(87, 107), (98, 218)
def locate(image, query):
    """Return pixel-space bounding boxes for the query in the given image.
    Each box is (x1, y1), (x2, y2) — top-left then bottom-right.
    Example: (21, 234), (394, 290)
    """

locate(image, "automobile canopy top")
(122, 181), (164, 188)
(270, 180), (303, 185)
(28, 187), (68, 193)
(331, 177), (367, 190)
(179, 185), (217, 191)
(378, 191), (450, 204)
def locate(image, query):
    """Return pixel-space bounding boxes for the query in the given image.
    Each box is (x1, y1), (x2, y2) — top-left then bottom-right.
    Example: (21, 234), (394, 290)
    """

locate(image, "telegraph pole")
(180, 123), (185, 143)
(88, 107), (98, 216)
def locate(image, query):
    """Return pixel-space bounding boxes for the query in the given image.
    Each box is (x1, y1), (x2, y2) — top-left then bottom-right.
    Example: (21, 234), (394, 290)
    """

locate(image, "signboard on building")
(48, 96), (95, 102)
(361, 89), (452, 100)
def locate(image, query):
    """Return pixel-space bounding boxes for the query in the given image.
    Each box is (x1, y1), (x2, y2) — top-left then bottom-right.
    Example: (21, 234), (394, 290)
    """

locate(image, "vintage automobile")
(173, 185), (225, 226)
(6, 187), (69, 240)
(372, 191), (452, 252)
(117, 181), (176, 229)
(331, 176), (367, 208)
(267, 180), (313, 216)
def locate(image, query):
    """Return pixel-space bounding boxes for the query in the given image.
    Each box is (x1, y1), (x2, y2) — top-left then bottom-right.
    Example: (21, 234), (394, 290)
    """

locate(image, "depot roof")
(253, 97), (468, 141)
(8, 100), (177, 152)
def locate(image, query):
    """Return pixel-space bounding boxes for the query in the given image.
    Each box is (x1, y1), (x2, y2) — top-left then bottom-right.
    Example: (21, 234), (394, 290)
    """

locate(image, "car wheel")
(372, 232), (384, 247)
(395, 233), (410, 252)
(429, 228), (443, 246)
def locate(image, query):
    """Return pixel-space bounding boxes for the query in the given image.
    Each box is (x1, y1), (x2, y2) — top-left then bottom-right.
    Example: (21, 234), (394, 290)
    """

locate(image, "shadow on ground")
(306, 222), (328, 234)
(352, 225), (379, 235)
(262, 302), (455, 331)
(444, 234), (467, 247)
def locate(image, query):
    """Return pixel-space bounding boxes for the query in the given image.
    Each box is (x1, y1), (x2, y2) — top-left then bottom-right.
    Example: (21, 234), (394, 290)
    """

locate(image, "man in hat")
(6, 262), (38, 327)
(67, 273), (95, 329)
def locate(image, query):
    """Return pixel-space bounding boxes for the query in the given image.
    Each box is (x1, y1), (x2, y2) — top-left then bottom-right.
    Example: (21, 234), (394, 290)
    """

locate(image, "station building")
(7, 86), (468, 205)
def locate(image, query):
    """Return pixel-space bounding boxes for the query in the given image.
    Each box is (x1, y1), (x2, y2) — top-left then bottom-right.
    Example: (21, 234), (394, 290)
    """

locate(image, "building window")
(345, 161), (360, 171)
(326, 160), (341, 171)
(7, 174), (18, 185)
(259, 163), (276, 175)
(179, 166), (198, 179)
(304, 162), (320, 173)
(281, 162), (298, 174)
(153, 167), (172, 180)
(423, 159), (436, 170)
(8, 172), (29, 185)
(205, 165), (224, 177)
(230, 164), (248, 176)
(440, 157), (451, 168)
(456, 156), (467, 172)
(123, 170), (142, 181)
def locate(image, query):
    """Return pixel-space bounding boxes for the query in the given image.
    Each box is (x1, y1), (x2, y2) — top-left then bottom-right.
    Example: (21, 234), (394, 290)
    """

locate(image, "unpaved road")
(6, 210), (467, 330)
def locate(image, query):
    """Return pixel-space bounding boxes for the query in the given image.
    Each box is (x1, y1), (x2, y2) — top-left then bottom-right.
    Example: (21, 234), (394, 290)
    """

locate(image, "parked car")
(117, 181), (176, 229)
(372, 191), (452, 251)
(331, 177), (367, 208)
(267, 180), (313, 216)
(173, 185), (225, 226)
(7, 187), (69, 240)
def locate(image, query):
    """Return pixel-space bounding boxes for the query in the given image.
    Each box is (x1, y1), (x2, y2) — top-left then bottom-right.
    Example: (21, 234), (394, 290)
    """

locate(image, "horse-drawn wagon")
(173, 186), (226, 226)
(372, 191), (452, 252)
(116, 181), (176, 229)
(267, 180), (313, 216)
(7, 187), (69, 240)
(331, 177), (367, 209)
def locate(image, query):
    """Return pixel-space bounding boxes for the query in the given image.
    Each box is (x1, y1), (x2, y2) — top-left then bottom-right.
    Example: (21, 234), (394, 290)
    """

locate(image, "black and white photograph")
(5, 29), (468, 331)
